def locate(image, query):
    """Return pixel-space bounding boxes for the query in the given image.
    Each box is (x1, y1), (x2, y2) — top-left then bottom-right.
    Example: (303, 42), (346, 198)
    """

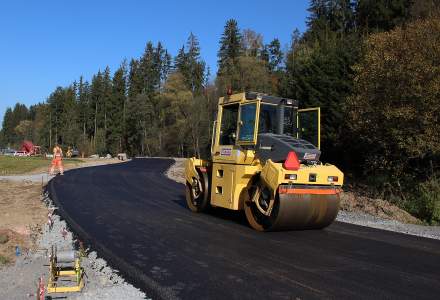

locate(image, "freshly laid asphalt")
(48, 158), (440, 300)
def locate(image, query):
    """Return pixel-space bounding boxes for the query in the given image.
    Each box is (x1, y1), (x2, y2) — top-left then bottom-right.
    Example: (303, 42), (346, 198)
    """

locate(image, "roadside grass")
(0, 156), (83, 175)
(0, 234), (8, 244)
(0, 254), (9, 265)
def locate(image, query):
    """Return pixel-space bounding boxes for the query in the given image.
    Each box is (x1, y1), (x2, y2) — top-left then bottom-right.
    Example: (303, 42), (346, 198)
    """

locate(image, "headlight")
(328, 176), (338, 183)
(285, 174), (297, 180)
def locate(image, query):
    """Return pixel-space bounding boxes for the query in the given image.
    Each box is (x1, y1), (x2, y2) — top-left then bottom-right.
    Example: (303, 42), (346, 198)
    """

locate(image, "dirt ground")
(0, 181), (46, 266)
(340, 192), (422, 224)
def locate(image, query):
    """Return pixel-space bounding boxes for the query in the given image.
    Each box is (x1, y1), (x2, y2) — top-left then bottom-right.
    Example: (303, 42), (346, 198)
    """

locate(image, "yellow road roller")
(185, 92), (343, 231)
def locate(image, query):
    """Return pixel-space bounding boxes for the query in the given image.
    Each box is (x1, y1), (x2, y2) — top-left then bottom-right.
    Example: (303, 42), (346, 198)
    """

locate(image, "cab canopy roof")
(219, 92), (298, 106)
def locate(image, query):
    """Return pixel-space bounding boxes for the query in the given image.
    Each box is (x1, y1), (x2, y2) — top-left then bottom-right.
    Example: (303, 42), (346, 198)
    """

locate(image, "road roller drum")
(245, 188), (341, 231)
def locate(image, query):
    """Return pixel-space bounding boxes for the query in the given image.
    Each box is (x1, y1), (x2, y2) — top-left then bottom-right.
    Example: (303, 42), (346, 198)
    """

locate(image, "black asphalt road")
(48, 158), (440, 300)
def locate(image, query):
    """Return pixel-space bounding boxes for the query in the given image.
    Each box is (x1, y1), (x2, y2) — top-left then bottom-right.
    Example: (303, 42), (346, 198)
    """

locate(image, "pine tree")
(174, 45), (188, 76)
(77, 76), (91, 153)
(328, 0), (355, 35)
(139, 42), (160, 95)
(305, 0), (330, 42)
(128, 59), (142, 99)
(107, 62), (127, 154)
(1, 108), (14, 146)
(356, 0), (413, 33)
(89, 71), (106, 152)
(217, 19), (242, 92)
(187, 33), (205, 94)
(174, 33), (206, 95)
(32, 103), (50, 148)
(102, 66), (113, 151)
(59, 86), (79, 147)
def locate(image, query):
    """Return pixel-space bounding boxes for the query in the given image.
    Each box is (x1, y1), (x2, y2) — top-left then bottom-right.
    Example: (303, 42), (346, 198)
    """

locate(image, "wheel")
(185, 170), (210, 213)
(245, 184), (278, 231)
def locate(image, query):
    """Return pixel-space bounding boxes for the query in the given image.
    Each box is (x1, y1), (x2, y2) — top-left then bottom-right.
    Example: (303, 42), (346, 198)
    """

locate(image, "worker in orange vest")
(49, 144), (64, 175)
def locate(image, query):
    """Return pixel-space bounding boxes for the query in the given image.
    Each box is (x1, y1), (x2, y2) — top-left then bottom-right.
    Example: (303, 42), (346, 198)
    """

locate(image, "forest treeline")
(1, 0), (440, 222)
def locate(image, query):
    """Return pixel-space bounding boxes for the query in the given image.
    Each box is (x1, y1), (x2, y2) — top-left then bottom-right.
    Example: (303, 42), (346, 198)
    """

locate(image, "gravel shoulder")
(0, 193), (147, 300)
(165, 158), (440, 240)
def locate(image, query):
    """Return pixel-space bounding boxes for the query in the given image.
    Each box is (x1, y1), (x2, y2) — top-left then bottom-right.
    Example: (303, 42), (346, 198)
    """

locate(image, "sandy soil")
(340, 192), (421, 224)
(165, 157), (186, 184)
(0, 181), (46, 265)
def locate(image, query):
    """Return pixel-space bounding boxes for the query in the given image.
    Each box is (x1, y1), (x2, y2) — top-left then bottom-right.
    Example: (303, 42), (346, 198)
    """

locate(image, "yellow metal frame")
(261, 159), (343, 197)
(297, 107), (321, 149)
(47, 258), (84, 294)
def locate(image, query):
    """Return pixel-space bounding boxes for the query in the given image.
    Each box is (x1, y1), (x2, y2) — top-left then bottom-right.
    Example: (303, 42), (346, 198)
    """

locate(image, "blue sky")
(0, 0), (309, 126)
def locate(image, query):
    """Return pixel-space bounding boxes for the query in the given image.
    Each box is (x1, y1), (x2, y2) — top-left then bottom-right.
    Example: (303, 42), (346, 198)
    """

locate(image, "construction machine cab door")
(211, 103), (239, 209)
(237, 102), (259, 146)
(297, 107), (321, 149)
(214, 103), (239, 162)
(210, 101), (259, 210)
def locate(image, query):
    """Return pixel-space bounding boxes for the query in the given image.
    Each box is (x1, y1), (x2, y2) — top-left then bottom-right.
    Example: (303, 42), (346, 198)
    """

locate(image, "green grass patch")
(0, 156), (83, 175)
(0, 255), (9, 265)
(0, 234), (8, 244)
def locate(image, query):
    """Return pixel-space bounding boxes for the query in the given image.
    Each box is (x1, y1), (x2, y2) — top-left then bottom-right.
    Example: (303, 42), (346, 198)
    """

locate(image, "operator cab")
(214, 92), (321, 164)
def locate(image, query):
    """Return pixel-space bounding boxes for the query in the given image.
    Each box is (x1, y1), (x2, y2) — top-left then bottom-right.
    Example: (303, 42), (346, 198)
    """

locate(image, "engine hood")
(256, 133), (321, 163)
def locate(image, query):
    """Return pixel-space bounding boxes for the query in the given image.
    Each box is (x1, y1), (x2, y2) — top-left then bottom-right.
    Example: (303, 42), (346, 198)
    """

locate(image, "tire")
(245, 190), (279, 232)
(185, 170), (210, 213)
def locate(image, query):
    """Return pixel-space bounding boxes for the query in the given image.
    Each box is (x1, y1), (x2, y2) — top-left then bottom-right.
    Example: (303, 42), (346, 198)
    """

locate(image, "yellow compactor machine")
(185, 92), (343, 231)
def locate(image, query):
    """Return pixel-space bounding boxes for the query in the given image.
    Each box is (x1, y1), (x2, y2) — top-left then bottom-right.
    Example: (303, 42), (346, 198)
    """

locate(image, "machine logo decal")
(220, 147), (232, 156)
(303, 153), (317, 160)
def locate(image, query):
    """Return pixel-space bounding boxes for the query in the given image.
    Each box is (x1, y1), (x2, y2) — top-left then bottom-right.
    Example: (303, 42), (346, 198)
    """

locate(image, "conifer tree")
(77, 76), (91, 152)
(174, 33), (206, 95)
(128, 59), (142, 99)
(1, 108), (14, 145)
(59, 86), (79, 147)
(356, 0), (413, 33)
(174, 45), (188, 76)
(102, 66), (113, 150)
(107, 62), (127, 153)
(89, 71), (104, 150)
(217, 19), (242, 92)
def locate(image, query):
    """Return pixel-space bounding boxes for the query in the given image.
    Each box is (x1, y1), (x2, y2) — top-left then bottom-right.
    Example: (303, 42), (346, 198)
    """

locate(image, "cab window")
(220, 104), (239, 145)
(238, 103), (257, 142)
(259, 104), (277, 133)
